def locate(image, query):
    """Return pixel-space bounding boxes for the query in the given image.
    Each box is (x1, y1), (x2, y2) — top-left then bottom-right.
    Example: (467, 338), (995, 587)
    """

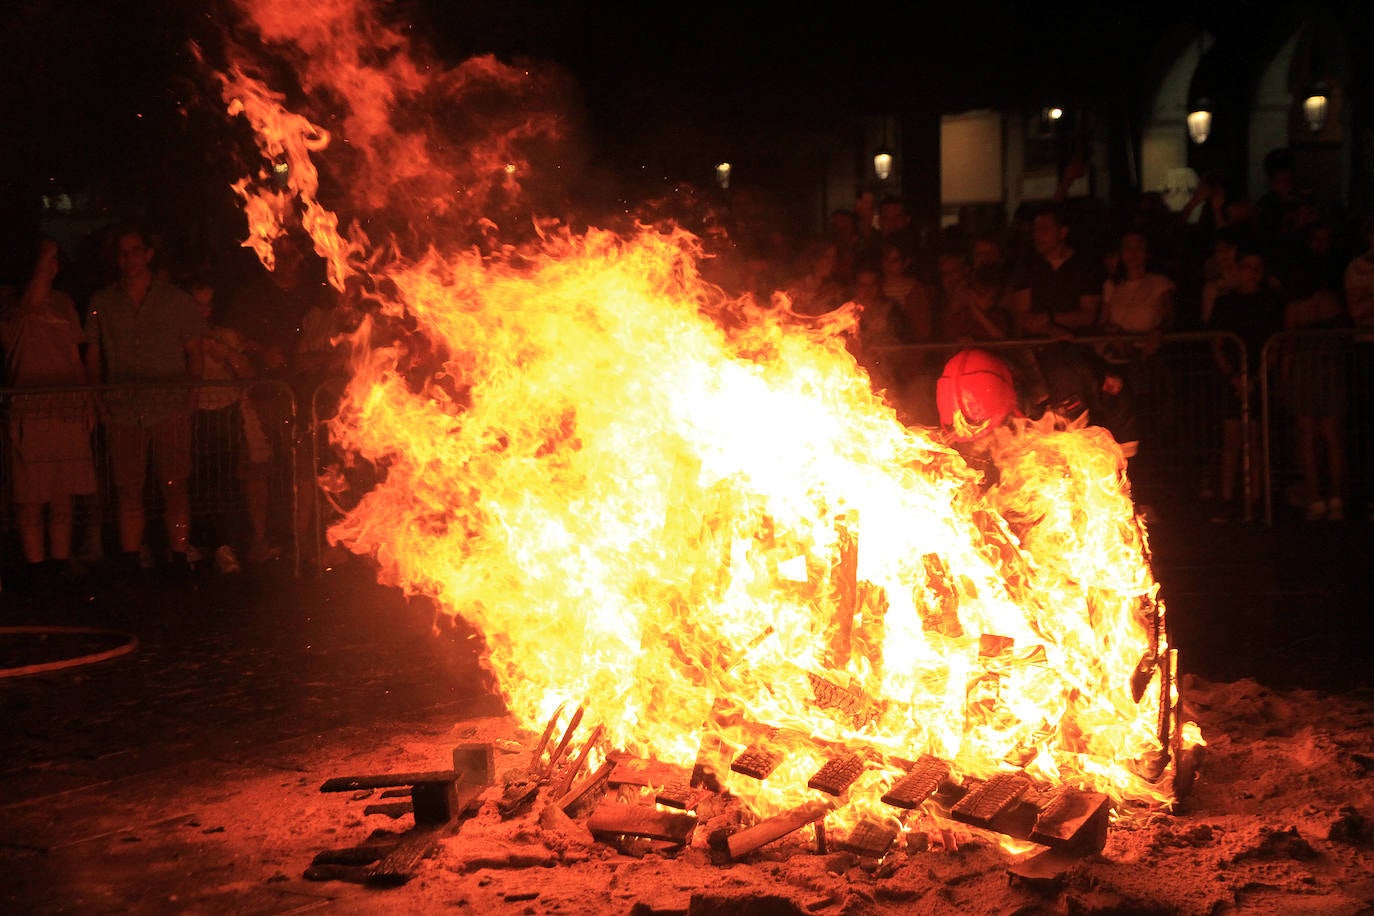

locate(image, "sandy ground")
(4, 672), (1372, 916)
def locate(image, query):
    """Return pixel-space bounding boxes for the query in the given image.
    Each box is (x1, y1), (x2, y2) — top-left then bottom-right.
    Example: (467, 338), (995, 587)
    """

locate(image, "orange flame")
(215, 0), (1201, 831)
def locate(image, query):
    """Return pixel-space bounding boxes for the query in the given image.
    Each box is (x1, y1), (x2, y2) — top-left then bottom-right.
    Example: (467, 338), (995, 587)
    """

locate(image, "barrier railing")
(1260, 327), (1374, 526)
(0, 379), (300, 575)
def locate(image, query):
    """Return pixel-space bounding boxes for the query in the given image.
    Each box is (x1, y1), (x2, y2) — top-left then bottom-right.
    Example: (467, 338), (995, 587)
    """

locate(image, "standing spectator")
(1200, 230), (1244, 328)
(83, 226), (206, 574)
(0, 237), (97, 588)
(1010, 204), (1103, 337)
(785, 240), (849, 317)
(1278, 267), (1350, 521)
(186, 275), (277, 571)
(936, 246), (1012, 342)
(826, 208), (864, 289)
(1344, 217), (1374, 328)
(1101, 230), (1175, 337)
(1205, 246), (1285, 522)
(872, 195), (919, 266)
(877, 241), (919, 315)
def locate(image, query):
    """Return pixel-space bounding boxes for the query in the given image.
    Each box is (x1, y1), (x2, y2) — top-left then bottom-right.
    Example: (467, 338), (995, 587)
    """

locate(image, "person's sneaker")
(215, 544), (242, 574)
(1328, 497), (1344, 521)
(1306, 499), (1328, 521)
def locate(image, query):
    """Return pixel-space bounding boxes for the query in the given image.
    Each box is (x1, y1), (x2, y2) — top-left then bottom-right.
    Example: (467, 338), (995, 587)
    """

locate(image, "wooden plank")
(654, 781), (704, 811)
(827, 515), (858, 668)
(836, 819), (898, 858)
(558, 758), (616, 815)
(730, 744), (783, 780)
(310, 842), (397, 866)
(950, 773), (1032, 829)
(586, 801), (698, 845)
(805, 671), (881, 729)
(1029, 788), (1110, 853)
(365, 826), (443, 886)
(320, 770), (458, 793)
(881, 754), (950, 809)
(726, 800), (835, 859)
(549, 724), (604, 800)
(363, 801), (413, 819)
(539, 705), (584, 779)
(608, 755), (686, 789)
(807, 752), (865, 796)
(452, 743), (496, 787)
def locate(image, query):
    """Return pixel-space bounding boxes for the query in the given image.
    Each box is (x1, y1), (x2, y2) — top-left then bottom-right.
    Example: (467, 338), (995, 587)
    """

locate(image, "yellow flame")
(215, 0), (1201, 834)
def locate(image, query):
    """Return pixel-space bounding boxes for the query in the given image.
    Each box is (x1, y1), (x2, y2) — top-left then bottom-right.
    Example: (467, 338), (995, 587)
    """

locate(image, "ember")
(215, 0), (1202, 866)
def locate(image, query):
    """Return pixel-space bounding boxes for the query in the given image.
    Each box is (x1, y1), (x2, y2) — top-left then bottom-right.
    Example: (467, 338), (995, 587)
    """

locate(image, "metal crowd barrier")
(1260, 327), (1374, 526)
(0, 379), (300, 575)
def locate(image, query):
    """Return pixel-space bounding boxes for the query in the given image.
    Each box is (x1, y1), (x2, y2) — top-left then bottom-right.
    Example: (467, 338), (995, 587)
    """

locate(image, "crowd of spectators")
(1, 145), (1370, 593)
(0, 224), (349, 592)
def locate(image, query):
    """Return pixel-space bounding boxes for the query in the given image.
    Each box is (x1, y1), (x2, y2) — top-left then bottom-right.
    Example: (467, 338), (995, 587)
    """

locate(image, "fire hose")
(0, 626), (139, 678)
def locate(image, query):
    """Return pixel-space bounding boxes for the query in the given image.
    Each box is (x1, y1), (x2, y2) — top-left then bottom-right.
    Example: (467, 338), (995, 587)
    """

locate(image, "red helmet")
(936, 348), (1018, 439)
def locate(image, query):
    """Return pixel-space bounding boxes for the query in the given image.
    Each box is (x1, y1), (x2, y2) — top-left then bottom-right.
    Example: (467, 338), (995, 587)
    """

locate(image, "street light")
(873, 148), (893, 182)
(1302, 82), (1329, 133)
(1187, 98), (1212, 144)
(714, 162), (731, 189)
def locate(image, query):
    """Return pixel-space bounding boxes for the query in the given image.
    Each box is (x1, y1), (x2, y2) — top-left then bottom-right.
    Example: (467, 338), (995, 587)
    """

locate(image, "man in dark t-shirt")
(1011, 204), (1102, 338)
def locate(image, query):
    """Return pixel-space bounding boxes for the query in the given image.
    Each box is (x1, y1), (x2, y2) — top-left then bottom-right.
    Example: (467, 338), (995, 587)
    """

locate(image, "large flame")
(214, 0), (1200, 831)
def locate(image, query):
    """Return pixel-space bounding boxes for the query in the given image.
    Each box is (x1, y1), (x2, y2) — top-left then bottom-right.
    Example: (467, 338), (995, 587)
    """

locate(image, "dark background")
(0, 0), (1358, 277)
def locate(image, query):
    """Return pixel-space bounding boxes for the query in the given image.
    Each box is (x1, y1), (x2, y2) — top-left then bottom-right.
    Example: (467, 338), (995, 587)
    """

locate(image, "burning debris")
(305, 694), (1139, 893)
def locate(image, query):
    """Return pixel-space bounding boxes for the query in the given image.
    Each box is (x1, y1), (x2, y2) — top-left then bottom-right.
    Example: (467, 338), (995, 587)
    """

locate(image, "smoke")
(214, 0), (586, 256)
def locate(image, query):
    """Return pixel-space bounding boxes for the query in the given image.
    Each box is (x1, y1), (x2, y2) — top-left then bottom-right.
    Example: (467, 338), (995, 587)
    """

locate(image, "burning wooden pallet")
(303, 698), (1115, 890)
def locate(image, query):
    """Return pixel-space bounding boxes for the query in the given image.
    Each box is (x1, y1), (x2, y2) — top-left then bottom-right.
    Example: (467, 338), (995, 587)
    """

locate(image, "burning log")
(539, 704), (585, 779)
(825, 514), (858, 669)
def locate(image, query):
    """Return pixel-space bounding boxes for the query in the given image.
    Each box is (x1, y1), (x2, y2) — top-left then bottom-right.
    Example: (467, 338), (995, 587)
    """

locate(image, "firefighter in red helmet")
(936, 347), (1021, 443)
